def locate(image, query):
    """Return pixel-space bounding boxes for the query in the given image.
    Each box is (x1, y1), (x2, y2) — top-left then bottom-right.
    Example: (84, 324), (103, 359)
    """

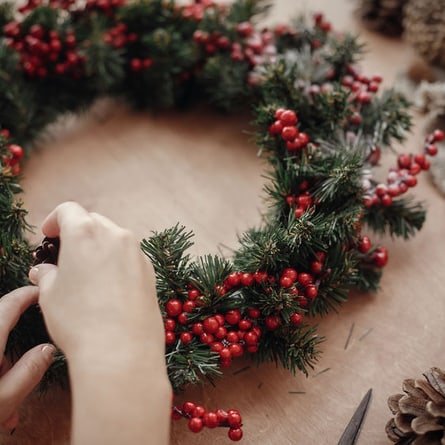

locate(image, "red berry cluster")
(340, 65), (383, 126)
(103, 23), (138, 49)
(268, 109), (310, 151)
(85, 0), (127, 15)
(164, 283), (262, 368)
(0, 129), (24, 175)
(172, 402), (243, 441)
(193, 30), (231, 55)
(17, 0), (75, 14)
(285, 181), (314, 219)
(313, 12), (332, 33)
(363, 129), (443, 208)
(358, 235), (388, 267)
(4, 22), (84, 78)
(180, 0), (218, 22)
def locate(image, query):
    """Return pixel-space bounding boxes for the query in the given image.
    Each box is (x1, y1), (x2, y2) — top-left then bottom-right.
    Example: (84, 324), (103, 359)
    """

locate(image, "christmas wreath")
(0, 0), (440, 441)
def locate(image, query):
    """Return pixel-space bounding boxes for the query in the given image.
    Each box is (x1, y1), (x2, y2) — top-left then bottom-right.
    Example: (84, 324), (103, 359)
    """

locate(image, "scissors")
(337, 388), (372, 445)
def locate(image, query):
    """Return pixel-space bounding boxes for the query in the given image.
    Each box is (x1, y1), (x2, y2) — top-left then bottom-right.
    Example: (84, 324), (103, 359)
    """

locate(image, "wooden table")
(2, 1), (445, 444)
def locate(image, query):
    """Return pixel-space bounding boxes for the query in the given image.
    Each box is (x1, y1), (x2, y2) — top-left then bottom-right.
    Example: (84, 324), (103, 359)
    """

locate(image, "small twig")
(217, 242), (235, 254)
(232, 366), (250, 376)
(344, 322), (355, 350)
(257, 382), (263, 389)
(359, 327), (374, 342)
(313, 367), (331, 378)
(10, 428), (16, 436)
(288, 391), (306, 394)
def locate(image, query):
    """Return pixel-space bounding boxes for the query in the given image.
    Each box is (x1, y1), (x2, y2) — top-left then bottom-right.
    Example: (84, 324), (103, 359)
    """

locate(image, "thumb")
(29, 263), (58, 288)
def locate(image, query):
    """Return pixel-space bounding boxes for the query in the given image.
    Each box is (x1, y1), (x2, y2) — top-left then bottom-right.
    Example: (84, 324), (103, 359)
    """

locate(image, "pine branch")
(227, 0), (272, 24)
(364, 196), (426, 239)
(140, 224), (194, 306)
(254, 325), (322, 376)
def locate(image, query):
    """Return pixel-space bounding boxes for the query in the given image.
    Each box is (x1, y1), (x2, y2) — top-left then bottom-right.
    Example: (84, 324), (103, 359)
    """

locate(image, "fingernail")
(42, 344), (56, 361)
(29, 266), (39, 285)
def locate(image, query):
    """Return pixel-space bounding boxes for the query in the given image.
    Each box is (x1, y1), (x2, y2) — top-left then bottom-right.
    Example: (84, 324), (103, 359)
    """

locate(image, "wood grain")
(2, 1), (445, 444)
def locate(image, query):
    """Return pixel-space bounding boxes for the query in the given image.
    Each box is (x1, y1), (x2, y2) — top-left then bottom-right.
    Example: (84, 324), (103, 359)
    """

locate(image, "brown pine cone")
(32, 237), (60, 266)
(356, 0), (409, 36)
(386, 367), (445, 444)
(403, 0), (445, 67)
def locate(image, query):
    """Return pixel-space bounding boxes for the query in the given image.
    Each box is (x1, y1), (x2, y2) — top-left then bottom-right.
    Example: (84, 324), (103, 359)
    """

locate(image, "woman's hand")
(29, 202), (171, 445)
(0, 287), (55, 431)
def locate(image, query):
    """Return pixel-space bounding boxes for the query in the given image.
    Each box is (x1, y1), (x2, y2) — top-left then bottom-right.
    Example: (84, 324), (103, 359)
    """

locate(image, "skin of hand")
(0, 286), (55, 431)
(29, 202), (171, 445)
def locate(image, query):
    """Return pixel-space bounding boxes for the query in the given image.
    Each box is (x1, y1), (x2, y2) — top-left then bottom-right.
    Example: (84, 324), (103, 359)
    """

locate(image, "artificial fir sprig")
(0, 0), (441, 441)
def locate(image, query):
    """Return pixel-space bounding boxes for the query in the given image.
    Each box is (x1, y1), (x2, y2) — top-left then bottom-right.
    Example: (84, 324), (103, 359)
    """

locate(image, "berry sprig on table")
(0, 0), (439, 441)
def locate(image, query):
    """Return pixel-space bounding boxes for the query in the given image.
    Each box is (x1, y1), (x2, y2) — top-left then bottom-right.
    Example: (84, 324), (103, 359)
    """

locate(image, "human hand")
(0, 287), (55, 431)
(28, 202), (171, 444)
(28, 202), (165, 366)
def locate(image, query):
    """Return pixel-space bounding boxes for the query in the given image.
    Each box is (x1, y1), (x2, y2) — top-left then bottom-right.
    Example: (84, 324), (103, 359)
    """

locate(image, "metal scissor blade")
(337, 388), (372, 445)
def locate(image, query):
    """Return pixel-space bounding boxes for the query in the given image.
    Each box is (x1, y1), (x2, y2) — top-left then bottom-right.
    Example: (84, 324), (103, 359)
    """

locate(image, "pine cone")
(386, 367), (445, 444)
(356, 0), (409, 36)
(32, 237), (60, 266)
(403, 0), (445, 67)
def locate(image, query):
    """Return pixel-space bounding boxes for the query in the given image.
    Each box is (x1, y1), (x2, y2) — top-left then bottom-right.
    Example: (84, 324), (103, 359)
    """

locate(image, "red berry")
(310, 260), (323, 274)
(200, 332), (214, 344)
(274, 108), (286, 119)
(297, 132), (309, 147)
(240, 272), (254, 286)
(215, 326), (227, 339)
(182, 401), (196, 414)
(381, 194), (393, 207)
(375, 183), (387, 196)
(433, 129), (445, 142)
(282, 267), (298, 282)
(0, 129), (10, 139)
(188, 417), (203, 433)
(426, 144), (438, 156)
(225, 309), (242, 325)
(298, 272), (312, 286)
(414, 153), (426, 168)
(177, 312), (188, 324)
(187, 288), (200, 300)
(280, 110), (298, 126)
(244, 331), (258, 345)
(280, 275), (293, 288)
(203, 316), (219, 334)
(180, 331), (193, 344)
(290, 313), (303, 325)
(228, 427), (243, 441)
(387, 184), (401, 197)
(166, 299), (182, 317)
(305, 284), (318, 299)
(358, 236), (371, 253)
(183, 300), (195, 313)
(294, 207), (304, 218)
(398, 154), (411, 169)
(192, 322), (204, 335)
(227, 411), (242, 428)
(165, 331), (176, 345)
(215, 313), (225, 326)
(7, 144), (24, 160)
(236, 21), (253, 37)
(192, 405), (206, 418)
(204, 411), (219, 428)
(374, 247), (388, 267)
(165, 318), (176, 331)
(281, 126), (298, 141)
(220, 347), (232, 360)
(229, 343), (243, 357)
(404, 175), (417, 187)
(238, 319), (252, 331)
(247, 307), (260, 319)
(226, 331), (239, 343)
(211, 341), (224, 352)
(216, 409), (228, 423)
(265, 315), (281, 330)
(225, 272), (240, 288)
(130, 58), (142, 72)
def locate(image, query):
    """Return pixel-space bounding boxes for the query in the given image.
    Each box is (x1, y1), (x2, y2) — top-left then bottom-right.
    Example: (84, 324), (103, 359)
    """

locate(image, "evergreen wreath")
(0, 0), (441, 441)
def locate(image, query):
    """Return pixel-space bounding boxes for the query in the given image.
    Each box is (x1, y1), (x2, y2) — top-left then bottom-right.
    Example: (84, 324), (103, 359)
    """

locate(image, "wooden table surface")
(2, 1), (445, 444)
